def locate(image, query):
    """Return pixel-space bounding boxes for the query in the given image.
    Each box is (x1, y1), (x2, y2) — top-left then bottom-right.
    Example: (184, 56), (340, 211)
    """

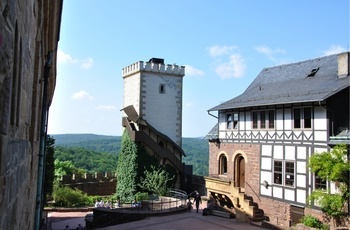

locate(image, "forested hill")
(51, 134), (209, 176)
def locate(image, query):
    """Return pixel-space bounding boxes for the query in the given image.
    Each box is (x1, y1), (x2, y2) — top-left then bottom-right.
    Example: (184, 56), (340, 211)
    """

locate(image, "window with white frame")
(273, 160), (295, 186)
(293, 107), (312, 129)
(227, 112), (238, 129)
(252, 110), (275, 129)
(219, 154), (227, 175)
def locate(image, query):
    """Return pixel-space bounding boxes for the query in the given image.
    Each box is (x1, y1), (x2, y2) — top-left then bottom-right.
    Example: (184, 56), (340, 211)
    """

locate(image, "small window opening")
(159, 84), (165, 94)
(307, 68), (319, 77)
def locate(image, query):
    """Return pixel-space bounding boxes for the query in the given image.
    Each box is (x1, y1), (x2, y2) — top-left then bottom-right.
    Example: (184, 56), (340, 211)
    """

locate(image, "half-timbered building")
(205, 52), (350, 228)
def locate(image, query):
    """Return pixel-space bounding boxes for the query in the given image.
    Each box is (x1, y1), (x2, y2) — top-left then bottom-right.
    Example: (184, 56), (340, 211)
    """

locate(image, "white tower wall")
(122, 60), (185, 147)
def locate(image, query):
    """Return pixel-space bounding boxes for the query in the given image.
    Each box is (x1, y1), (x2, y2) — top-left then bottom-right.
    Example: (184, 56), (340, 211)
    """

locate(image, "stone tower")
(122, 58), (185, 147)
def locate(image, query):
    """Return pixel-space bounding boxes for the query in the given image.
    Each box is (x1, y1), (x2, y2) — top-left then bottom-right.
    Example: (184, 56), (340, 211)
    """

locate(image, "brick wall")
(208, 141), (293, 227)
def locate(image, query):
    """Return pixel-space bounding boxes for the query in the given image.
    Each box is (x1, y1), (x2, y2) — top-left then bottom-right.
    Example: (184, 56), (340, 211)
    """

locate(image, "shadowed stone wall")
(61, 173), (117, 196)
(0, 1), (62, 229)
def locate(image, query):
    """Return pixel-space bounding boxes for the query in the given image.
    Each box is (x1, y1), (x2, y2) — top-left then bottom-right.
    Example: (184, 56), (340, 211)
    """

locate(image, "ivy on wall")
(116, 130), (159, 202)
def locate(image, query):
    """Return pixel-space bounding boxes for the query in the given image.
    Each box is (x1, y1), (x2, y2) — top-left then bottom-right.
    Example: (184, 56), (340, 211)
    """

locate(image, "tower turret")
(122, 58), (185, 147)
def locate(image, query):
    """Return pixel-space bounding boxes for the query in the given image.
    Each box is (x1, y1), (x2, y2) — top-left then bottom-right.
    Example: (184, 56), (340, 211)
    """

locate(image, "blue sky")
(48, 0), (349, 137)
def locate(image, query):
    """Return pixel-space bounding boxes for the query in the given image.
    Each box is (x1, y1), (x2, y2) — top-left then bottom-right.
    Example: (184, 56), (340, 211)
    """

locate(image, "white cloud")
(81, 57), (94, 69)
(57, 50), (76, 64)
(71, 90), (94, 101)
(185, 65), (205, 76)
(255, 45), (286, 62)
(186, 102), (193, 107)
(57, 49), (94, 69)
(208, 45), (238, 57)
(96, 105), (117, 111)
(322, 45), (347, 56)
(215, 54), (246, 79)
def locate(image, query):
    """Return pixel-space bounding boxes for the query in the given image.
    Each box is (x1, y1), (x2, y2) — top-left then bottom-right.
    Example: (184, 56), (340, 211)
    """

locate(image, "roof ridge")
(262, 52), (344, 71)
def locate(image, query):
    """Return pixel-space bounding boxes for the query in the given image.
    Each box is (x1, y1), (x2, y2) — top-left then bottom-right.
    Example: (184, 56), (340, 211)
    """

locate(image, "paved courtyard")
(49, 206), (265, 230)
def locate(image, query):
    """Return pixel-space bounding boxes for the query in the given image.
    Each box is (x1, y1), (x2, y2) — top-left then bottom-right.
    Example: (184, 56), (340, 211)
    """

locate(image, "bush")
(135, 192), (149, 202)
(53, 186), (90, 207)
(301, 215), (329, 230)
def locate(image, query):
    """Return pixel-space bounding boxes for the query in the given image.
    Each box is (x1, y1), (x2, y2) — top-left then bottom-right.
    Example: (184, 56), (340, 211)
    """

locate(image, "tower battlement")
(122, 60), (185, 77)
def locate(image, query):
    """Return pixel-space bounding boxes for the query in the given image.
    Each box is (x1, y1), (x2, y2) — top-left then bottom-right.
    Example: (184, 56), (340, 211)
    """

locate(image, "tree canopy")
(307, 145), (350, 226)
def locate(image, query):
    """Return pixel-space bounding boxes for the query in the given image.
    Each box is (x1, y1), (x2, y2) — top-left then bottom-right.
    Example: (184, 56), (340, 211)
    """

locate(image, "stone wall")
(0, 1), (62, 229)
(61, 172), (117, 196)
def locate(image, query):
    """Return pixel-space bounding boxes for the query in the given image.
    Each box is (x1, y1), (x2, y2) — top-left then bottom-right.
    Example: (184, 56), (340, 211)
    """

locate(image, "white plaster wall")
(218, 112), (226, 132)
(314, 106), (327, 130)
(274, 145), (283, 159)
(284, 108), (292, 130)
(314, 147), (328, 154)
(297, 174), (306, 188)
(297, 161), (306, 174)
(261, 171), (272, 184)
(142, 72), (183, 145)
(285, 146), (295, 160)
(260, 185), (272, 196)
(261, 158), (272, 170)
(276, 109), (284, 130)
(297, 146), (307, 159)
(296, 189), (306, 203)
(284, 189), (295, 201)
(123, 73), (141, 114)
(314, 131), (328, 142)
(261, 145), (272, 156)
(245, 112), (252, 131)
(273, 187), (283, 199)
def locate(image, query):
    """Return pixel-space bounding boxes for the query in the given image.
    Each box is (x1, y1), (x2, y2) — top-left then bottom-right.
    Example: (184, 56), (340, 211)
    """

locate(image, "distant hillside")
(50, 134), (209, 176)
(52, 134), (122, 154)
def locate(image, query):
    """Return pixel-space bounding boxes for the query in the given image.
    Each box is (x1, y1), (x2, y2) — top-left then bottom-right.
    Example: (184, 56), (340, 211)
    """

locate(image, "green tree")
(54, 159), (86, 178)
(43, 135), (55, 204)
(307, 144), (350, 227)
(139, 165), (175, 197)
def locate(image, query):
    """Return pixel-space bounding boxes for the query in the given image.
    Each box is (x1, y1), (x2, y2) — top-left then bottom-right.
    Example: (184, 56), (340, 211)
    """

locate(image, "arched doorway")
(235, 155), (245, 188)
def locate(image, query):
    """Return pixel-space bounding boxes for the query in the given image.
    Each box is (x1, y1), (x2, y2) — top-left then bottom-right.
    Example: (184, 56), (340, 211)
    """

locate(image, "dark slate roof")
(329, 130), (350, 145)
(204, 123), (218, 140)
(209, 52), (350, 111)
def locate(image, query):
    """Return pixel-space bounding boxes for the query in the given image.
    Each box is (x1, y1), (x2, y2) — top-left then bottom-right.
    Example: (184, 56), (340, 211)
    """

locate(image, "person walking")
(194, 192), (202, 213)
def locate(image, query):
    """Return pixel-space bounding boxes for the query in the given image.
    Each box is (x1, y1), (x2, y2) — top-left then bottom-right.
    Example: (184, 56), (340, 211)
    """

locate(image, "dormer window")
(307, 68), (319, 77)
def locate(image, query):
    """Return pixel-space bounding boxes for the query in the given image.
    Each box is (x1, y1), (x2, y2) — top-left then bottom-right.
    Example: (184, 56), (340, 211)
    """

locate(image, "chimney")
(338, 52), (349, 78)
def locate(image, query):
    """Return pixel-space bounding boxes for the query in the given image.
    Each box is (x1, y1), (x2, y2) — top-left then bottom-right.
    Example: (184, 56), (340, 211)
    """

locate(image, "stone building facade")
(0, 1), (62, 229)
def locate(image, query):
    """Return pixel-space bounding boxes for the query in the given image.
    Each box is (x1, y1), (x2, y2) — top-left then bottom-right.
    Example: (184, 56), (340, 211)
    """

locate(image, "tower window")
(159, 84), (166, 94)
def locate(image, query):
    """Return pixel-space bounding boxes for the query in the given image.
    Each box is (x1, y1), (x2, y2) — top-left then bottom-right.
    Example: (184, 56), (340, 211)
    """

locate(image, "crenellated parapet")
(60, 172), (117, 196)
(122, 61), (185, 77)
(61, 172), (116, 184)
